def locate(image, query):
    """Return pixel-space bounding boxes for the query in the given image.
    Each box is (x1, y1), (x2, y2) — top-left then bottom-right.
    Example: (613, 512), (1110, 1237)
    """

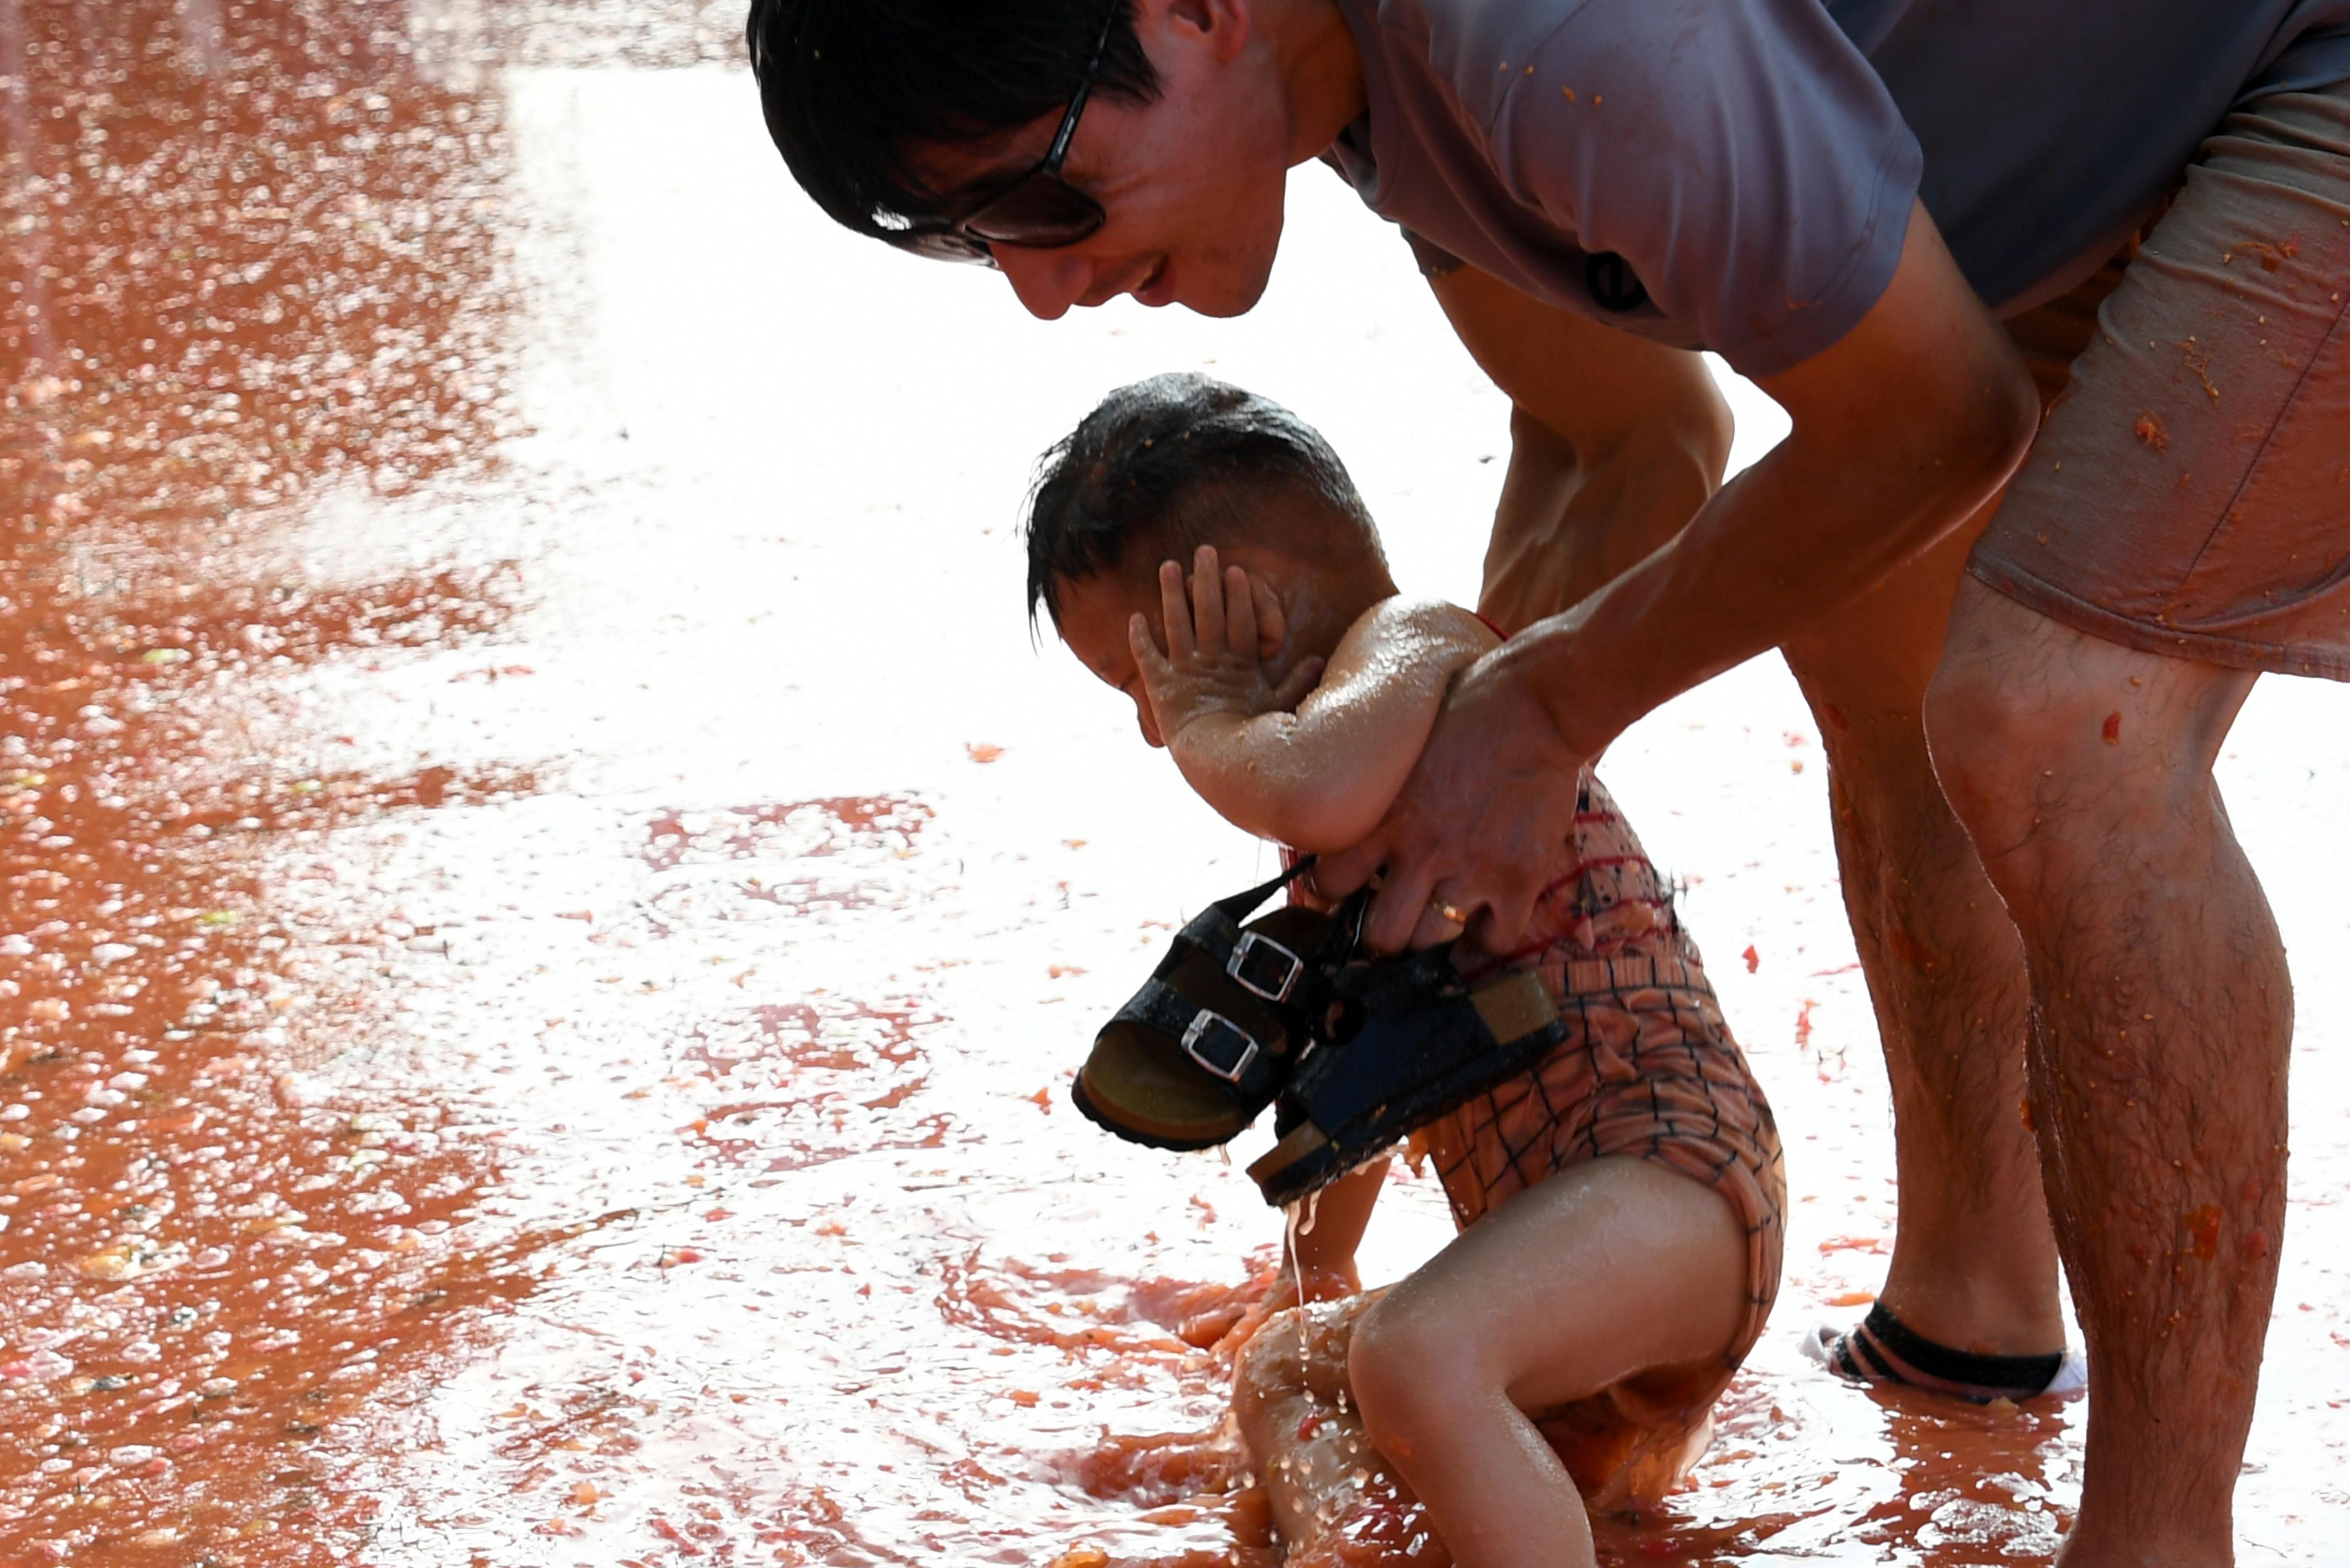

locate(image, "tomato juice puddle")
(0, 2), (2088, 1558)
(0, 1), (539, 1559)
(12, 3), (2346, 1565)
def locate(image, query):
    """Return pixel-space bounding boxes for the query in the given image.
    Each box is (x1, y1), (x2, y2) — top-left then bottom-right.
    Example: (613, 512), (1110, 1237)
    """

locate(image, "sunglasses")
(887, 6), (1117, 265)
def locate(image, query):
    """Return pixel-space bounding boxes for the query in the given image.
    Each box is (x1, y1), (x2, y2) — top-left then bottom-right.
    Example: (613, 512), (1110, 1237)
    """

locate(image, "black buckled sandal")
(1070, 860), (1362, 1152)
(1245, 943), (1565, 1206)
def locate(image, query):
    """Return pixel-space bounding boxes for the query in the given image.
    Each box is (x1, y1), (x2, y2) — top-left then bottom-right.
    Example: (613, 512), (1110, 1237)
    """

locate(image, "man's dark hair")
(745, 0), (1159, 241)
(1024, 374), (1380, 628)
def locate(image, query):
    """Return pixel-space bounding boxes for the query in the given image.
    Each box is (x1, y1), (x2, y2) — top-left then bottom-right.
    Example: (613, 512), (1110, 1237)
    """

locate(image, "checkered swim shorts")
(1423, 771), (1787, 1500)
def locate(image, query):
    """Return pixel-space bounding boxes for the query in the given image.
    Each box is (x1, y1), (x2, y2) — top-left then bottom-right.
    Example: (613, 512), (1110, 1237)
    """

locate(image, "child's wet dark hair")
(1023, 374), (1379, 627)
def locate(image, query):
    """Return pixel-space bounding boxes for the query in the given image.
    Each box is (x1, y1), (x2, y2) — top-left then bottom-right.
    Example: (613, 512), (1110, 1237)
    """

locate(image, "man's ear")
(1161, 0), (1253, 63)
(1249, 571), (1286, 659)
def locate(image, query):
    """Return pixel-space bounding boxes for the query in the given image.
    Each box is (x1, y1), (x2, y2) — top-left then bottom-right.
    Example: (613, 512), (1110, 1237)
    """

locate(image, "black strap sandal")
(1802, 1303), (2085, 1402)
(1245, 942), (1565, 1207)
(1070, 860), (1363, 1152)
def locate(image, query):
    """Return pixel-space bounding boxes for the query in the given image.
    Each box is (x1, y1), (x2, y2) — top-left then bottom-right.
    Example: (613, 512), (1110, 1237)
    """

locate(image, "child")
(1026, 375), (1784, 1568)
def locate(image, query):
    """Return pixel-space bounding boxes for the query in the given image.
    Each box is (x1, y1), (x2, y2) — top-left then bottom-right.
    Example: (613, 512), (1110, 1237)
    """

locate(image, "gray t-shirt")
(1326, 0), (2350, 376)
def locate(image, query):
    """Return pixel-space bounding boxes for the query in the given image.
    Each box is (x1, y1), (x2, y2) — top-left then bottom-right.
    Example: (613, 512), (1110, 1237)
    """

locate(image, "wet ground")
(2, 4), (2346, 1564)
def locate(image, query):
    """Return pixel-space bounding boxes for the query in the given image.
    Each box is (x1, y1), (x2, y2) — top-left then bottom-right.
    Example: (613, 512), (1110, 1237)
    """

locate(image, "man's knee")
(1926, 589), (2177, 890)
(1922, 641), (2049, 853)
(1924, 579), (2252, 866)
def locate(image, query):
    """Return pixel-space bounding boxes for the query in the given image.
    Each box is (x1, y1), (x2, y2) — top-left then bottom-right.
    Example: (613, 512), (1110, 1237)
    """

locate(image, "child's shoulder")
(1339, 596), (1503, 659)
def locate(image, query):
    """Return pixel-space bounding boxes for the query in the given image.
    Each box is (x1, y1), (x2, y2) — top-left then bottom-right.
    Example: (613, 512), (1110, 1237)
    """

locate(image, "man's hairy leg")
(1929, 579), (2286, 1566)
(1780, 525), (2064, 1357)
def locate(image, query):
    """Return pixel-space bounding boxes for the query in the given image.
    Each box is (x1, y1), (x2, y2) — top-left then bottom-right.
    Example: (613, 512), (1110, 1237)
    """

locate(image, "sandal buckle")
(1181, 1009), (1260, 1085)
(1227, 932), (1304, 1004)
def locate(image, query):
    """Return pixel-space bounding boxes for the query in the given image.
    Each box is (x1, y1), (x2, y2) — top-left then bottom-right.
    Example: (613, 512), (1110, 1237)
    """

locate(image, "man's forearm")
(1499, 204), (2039, 758)
(1311, 204), (2039, 955)
(1501, 384), (2033, 759)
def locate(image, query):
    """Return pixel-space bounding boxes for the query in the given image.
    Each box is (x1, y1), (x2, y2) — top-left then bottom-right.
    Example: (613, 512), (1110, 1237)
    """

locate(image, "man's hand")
(1312, 642), (1586, 953)
(1129, 545), (1322, 747)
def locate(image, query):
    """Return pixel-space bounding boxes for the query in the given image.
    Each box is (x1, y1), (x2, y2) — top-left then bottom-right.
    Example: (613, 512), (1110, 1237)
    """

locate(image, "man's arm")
(1319, 202), (2038, 950)
(1430, 265), (1734, 634)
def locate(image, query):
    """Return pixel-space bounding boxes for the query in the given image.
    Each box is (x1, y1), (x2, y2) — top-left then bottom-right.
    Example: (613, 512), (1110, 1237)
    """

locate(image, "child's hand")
(1130, 545), (1323, 746)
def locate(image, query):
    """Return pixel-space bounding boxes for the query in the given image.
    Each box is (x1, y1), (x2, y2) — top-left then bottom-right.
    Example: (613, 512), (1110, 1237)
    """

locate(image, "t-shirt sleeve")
(1320, 142), (1466, 278)
(1400, 227), (1467, 278)
(1482, 0), (1923, 377)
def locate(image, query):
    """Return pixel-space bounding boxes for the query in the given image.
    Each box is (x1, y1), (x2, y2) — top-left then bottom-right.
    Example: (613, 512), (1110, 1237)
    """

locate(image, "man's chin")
(1171, 256), (1276, 319)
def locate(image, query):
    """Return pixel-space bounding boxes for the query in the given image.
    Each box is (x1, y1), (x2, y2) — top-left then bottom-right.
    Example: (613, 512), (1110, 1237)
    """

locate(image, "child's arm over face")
(1131, 547), (1498, 854)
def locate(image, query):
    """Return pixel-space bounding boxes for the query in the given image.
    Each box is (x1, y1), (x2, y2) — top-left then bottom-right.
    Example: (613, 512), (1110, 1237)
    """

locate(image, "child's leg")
(1346, 1156), (1748, 1568)
(1232, 1291), (1390, 1551)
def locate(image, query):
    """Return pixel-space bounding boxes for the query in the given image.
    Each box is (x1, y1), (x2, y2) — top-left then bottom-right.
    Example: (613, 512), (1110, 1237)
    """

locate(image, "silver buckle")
(1226, 932), (1303, 1003)
(1181, 1009), (1260, 1085)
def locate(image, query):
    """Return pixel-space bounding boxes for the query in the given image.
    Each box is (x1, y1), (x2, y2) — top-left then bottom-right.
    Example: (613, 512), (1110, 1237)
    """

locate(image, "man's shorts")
(1971, 81), (2350, 679)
